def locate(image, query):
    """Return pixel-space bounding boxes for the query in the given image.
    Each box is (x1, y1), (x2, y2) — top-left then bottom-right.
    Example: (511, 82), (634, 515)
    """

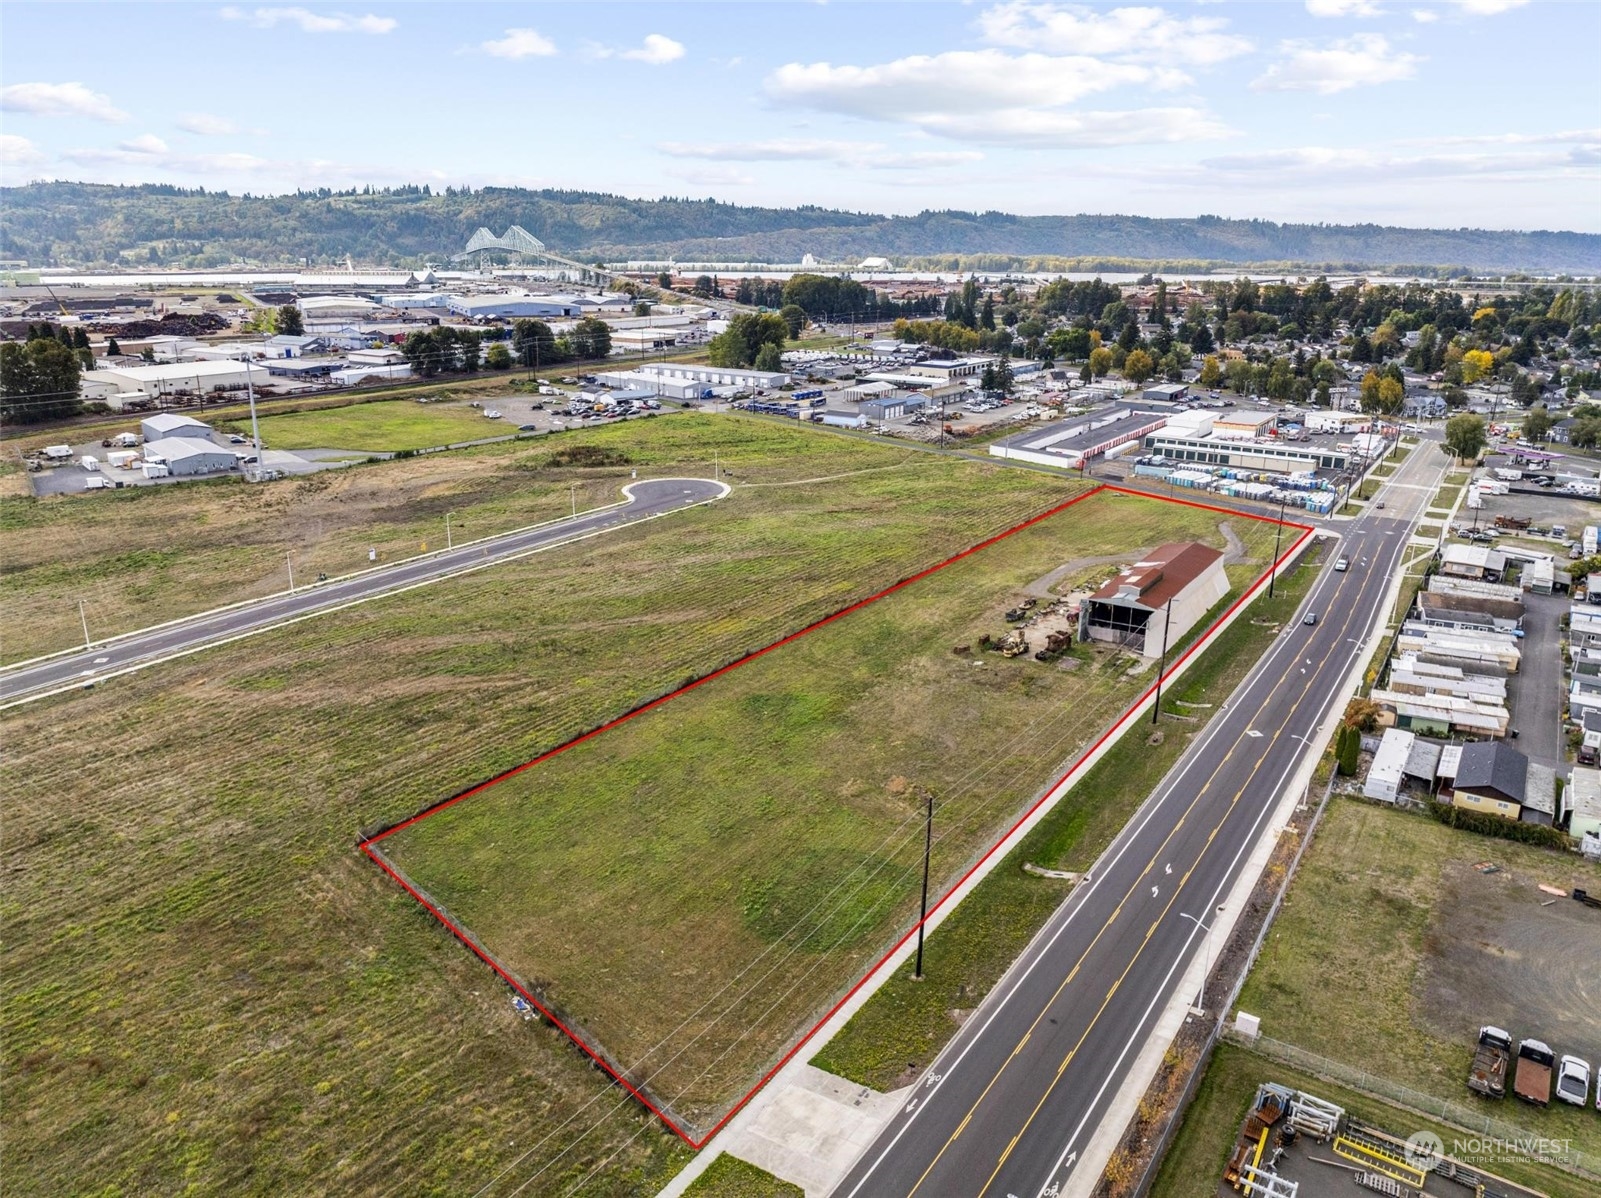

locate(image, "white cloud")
(1412, 8), (1439, 20)
(177, 112), (240, 135)
(621, 34), (685, 65)
(1252, 33), (1421, 94)
(1199, 143), (1599, 184)
(0, 134), (47, 169)
(118, 134), (170, 154)
(1305, 0), (1384, 15)
(765, 49), (1224, 148)
(978, 2), (1253, 65)
(480, 27), (557, 59)
(1440, 0), (1529, 13)
(219, 6), (395, 34)
(0, 81), (128, 122)
(658, 138), (983, 170)
(769, 51), (1183, 119)
(916, 106), (1230, 147)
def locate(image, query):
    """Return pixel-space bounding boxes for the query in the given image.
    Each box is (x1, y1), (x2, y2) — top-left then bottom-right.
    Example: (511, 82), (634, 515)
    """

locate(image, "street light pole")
(286, 552), (295, 594)
(1151, 596), (1175, 725)
(78, 598), (91, 650)
(1268, 491), (1287, 599)
(446, 511), (453, 550)
(1180, 903), (1227, 1014)
(570, 482), (578, 519)
(914, 789), (934, 980)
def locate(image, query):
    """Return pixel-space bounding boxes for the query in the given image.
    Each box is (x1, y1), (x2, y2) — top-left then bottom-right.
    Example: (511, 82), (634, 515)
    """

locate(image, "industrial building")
(1141, 409), (1348, 474)
(990, 406), (1169, 470)
(82, 360), (261, 406)
(141, 436), (237, 476)
(610, 327), (678, 352)
(1141, 382), (1188, 403)
(446, 294), (583, 320)
(861, 394), (923, 421)
(140, 413), (213, 443)
(904, 355), (994, 381)
(1079, 541), (1229, 659)
(298, 295), (384, 322)
(1415, 589), (1523, 634)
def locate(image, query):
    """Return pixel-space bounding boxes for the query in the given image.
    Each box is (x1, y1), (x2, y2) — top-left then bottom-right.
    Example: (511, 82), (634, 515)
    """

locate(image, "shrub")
(1424, 799), (1573, 849)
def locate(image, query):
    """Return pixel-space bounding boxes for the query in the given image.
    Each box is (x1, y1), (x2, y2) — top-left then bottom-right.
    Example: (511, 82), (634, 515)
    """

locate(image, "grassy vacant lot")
(812, 544), (1321, 1092)
(1235, 797), (1601, 1166)
(1149, 1042), (1579, 1198)
(379, 490), (1282, 1132)
(3, 421), (1103, 1196)
(0, 412), (885, 662)
(682, 1156), (802, 1198)
(220, 399), (501, 452)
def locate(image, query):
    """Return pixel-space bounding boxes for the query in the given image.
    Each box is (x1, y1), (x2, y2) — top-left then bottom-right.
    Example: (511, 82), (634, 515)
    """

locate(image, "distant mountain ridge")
(3, 181), (1598, 273)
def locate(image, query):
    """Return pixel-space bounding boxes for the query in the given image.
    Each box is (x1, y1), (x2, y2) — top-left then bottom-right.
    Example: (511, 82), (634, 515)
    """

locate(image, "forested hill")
(4, 181), (1598, 273)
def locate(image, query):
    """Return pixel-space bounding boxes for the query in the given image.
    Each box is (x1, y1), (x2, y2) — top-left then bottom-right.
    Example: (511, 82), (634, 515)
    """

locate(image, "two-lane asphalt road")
(0, 478), (729, 708)
(834, 444), (1447, 1198)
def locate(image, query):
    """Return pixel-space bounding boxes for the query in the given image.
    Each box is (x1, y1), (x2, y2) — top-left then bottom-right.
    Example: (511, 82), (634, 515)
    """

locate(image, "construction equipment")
(997, 628), (1029, 658)
(1034, 630), (1074, 662)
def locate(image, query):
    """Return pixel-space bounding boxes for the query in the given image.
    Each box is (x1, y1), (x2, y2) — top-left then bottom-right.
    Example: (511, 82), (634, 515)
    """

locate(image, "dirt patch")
(1417, 859), (1601, 1060)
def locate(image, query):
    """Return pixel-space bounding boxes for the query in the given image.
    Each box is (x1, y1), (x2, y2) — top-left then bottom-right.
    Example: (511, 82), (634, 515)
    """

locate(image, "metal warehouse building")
(141, 436), (238, 476)
(140, 413), (214, 443)
(991, 406), (1170, 470)
(1079, 541), (1230, 659)
(447, 294), (583, 320)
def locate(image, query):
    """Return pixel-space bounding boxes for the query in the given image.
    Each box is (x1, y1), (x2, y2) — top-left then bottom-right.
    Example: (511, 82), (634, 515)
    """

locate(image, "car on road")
(1303, 612), (1318, 626)
(1556, 1056), (1591, 1106)
(1335, 557), (1349, 572)
(227, 433), (247, 444)
(518, 424), (538, 432)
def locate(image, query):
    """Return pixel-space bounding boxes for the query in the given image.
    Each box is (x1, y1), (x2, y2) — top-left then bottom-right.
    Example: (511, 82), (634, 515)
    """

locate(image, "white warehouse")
(82, 360), (261, 407)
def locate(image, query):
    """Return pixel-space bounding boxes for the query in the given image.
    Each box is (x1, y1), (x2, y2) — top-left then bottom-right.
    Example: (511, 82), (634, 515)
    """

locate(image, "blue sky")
(2, 1), (1597, 231)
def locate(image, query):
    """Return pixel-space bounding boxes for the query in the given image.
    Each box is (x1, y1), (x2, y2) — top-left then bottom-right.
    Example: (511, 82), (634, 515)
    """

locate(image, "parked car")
(1467, 1026), (1513, 1098)
(1515, 1039), (1555, 1106)
(483, 409), (503, 419)
(1556, 1056), (1591, 1107)
(518, 424), (538, 432)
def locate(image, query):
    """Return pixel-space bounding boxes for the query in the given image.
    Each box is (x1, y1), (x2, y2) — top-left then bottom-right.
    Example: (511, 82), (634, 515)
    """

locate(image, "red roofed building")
(1079, 541), (1230, 658)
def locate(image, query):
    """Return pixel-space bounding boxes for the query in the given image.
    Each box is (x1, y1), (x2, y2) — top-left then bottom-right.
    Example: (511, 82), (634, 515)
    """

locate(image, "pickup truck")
(1514, 1038), (1555, 1106)
(1556, 1055), (1591, 1107)
(1467, 1026), (1512, 1098)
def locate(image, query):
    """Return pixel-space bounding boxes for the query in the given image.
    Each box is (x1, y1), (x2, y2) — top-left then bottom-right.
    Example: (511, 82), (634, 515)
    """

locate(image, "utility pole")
(446, 511), (453, 550)
(913, 789), (934, 980)
(570, 482), (578, 519)
(78, 598), (91, 650)
(1151, 596), (1175, 725)
(245, 358), (263, 481)
(286, 552), (295, 594)
(1268, 491), (1287, 599)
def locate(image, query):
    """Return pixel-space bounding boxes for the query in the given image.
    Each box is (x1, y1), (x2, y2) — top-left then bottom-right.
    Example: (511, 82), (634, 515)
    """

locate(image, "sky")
(1, 1), (1598, 232)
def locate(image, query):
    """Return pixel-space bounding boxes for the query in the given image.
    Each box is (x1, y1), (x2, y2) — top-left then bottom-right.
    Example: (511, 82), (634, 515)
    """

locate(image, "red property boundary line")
(358, 483), (1315, 1148)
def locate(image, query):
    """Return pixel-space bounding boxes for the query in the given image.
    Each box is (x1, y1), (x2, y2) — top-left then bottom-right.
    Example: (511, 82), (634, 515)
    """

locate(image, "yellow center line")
(963, 546), (1396, 1198)
(901, 578), (1345, 1197)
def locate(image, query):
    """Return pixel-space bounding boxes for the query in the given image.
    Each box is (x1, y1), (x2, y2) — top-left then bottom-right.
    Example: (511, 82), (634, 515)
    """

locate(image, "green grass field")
(378, 491), (1282, 1131)
(1234, 797), (1601, 1168)
(682, 1156), (803, 1198)
(0, 413), (927, 662)
(3, 420), (1102, 1195)
(222, 399), (502, 452)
